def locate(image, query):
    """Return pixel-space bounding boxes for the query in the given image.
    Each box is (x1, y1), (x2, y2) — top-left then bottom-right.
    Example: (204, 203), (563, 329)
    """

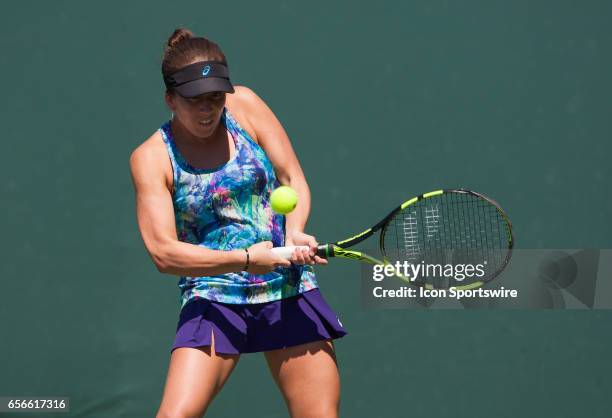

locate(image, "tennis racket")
(271, 189), (513, 290)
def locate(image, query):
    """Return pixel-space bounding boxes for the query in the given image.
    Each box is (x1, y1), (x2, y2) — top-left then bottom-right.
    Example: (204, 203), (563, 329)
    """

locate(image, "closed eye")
(186, 93), (224, 103)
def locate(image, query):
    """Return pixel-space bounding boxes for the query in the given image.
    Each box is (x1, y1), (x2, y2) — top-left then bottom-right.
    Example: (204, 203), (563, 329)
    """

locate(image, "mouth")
(198, 119), (213, 127)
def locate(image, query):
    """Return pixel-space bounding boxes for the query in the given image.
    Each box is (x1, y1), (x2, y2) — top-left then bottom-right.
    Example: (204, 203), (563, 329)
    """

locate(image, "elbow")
(148, 243), (174, 274)
(151, 254), (170, 273)
(153, 256), (170, 274)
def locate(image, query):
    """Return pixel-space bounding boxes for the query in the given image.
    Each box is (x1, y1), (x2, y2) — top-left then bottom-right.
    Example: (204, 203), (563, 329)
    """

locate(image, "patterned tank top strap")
(223, 107), (258, 146)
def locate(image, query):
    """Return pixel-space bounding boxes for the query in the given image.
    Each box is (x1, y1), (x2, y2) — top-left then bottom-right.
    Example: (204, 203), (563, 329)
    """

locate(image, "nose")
(198, 102), (214, 113)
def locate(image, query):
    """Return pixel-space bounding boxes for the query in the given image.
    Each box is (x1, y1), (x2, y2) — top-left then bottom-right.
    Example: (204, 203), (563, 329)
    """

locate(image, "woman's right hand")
(245, 241), (292, 274)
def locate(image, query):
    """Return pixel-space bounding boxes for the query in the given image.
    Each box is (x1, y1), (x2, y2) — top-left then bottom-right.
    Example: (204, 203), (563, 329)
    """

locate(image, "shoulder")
(129, 130), (173, 190)
(225, 85), (271, 144)
(129, 130), (166, 168)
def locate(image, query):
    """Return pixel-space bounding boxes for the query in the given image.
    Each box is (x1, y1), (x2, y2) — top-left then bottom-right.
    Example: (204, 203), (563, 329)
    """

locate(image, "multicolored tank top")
(159, 107), (318, 307)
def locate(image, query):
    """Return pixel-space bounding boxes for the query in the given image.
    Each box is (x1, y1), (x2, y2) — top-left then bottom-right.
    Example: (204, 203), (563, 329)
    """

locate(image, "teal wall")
(1, 1), (610, 417)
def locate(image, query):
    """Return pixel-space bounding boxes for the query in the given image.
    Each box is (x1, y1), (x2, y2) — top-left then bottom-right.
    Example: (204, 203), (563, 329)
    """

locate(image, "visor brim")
(174, 77), (235, 98)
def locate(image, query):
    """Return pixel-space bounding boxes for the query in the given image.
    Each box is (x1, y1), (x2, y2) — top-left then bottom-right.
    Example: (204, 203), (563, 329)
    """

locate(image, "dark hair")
(161, 28), (229, 93)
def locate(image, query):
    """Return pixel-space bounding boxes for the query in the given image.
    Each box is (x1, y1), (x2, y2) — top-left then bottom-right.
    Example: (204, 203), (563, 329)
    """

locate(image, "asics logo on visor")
(202, 65), (211, 76)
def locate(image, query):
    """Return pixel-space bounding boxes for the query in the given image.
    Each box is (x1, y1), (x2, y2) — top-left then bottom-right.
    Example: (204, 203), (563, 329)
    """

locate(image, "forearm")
(153, 240), (247, 276)
(283, 176), (311, 234)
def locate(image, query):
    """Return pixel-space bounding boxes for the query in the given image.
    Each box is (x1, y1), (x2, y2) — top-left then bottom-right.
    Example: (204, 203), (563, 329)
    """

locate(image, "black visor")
(164, 60), (235, 97)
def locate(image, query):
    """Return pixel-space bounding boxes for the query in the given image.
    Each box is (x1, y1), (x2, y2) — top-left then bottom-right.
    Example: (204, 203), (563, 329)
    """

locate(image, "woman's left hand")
(285, 230), (329, 266)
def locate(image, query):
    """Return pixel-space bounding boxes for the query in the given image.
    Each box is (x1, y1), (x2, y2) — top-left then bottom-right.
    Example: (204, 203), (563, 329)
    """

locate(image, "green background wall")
(1, 1), (610, 417)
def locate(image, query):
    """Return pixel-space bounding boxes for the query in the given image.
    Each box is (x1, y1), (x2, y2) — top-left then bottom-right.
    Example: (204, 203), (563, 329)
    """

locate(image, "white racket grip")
(271, 245), (309, 260)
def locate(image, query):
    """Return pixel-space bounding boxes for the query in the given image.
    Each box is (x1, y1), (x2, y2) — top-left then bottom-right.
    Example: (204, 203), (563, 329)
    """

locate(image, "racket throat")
(319, 244), (384, 265)
(317, 244), (349, 259)
(317, 244), (335, 258)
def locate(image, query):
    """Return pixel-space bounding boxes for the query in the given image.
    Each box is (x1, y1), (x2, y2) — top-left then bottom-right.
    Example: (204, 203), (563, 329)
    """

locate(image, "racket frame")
(315, 188), (514, 288)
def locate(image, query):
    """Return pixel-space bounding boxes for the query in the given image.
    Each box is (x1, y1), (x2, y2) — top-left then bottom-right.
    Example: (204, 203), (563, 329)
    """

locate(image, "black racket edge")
(456, 189), (513, 283)
(465, 189), (515, 283)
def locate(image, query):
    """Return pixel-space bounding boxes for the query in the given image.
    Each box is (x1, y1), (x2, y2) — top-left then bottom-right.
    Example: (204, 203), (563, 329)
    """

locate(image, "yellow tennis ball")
(270, 186), (298, 214)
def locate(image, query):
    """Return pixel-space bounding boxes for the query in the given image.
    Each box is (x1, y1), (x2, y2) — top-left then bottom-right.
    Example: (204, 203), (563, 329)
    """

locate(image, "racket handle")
(271, 245), (330, 259)
(271, 246), (310, 259)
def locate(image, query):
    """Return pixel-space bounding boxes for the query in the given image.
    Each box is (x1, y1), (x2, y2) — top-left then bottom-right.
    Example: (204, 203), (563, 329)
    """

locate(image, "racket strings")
(402, 212), (420, 259)
(382, 192), (510, 285)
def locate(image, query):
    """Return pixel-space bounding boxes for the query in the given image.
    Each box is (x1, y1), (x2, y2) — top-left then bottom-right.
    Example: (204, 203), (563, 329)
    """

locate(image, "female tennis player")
(129, 28), (346, 418)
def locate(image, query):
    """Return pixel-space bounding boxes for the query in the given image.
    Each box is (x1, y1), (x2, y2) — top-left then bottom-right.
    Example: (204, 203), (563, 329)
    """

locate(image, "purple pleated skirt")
(172, 288), (347, 354)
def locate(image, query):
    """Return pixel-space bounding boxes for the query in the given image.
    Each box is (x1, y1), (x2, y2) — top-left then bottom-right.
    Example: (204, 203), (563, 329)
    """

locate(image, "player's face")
(169, 91), (226, 138)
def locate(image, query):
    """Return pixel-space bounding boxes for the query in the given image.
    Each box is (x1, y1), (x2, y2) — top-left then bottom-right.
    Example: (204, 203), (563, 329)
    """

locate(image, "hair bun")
(166, 28), (194, 50)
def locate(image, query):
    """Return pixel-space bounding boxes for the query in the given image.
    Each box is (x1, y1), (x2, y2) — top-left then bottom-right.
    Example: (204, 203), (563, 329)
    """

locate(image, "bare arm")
(243, 88), (311, 233)
(242, 87), (327, 265)
(129, 138), (290, 276)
